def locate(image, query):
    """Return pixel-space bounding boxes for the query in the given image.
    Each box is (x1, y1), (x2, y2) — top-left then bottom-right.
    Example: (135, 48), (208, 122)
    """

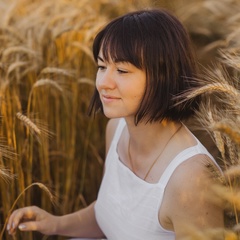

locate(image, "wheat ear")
(212, 122), (240, 146)
(16, 112), (41, 135)
(186, 83), (239, 100)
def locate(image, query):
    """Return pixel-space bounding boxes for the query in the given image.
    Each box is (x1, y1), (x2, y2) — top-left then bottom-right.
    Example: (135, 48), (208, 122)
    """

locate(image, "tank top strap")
(105, 118), (126, 167)
(111, 118), (126, 144)
(158, 140), (220, 189)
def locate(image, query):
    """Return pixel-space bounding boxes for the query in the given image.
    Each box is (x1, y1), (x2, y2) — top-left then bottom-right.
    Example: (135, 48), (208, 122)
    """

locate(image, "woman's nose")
(96, 68), (116, 90)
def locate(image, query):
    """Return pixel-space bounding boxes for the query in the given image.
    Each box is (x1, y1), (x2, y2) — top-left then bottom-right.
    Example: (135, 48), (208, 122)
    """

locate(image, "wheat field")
(0, 0), (240, 239)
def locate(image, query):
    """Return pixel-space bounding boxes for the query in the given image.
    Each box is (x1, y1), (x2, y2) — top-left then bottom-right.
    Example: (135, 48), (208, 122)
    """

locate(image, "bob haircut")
(88, 9), (200, 124)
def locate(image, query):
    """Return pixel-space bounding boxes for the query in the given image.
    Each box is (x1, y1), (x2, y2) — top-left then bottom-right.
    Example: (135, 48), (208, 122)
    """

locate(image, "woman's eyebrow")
(97, 56), (104, 62)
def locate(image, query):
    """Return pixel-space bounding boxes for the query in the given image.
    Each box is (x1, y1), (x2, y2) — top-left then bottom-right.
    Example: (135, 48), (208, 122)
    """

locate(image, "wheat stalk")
(2, 46), (39, 60)
(185, 82), (239, 100)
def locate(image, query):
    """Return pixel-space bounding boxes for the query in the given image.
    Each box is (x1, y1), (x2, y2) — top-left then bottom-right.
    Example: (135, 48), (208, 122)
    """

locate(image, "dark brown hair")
(88, 9), (200, 124)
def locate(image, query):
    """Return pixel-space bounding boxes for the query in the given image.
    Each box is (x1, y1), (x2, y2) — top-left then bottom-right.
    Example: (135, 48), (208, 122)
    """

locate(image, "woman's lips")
(101, 94), (121, 103)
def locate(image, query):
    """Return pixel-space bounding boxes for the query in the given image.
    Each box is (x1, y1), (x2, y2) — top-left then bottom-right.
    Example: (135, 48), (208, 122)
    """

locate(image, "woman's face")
(96, 50), (146, 120)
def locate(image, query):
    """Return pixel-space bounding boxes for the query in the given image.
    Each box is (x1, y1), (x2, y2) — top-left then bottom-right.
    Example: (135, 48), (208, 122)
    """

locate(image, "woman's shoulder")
(171, 154), (216, 185)
(165, 153), (222, 216)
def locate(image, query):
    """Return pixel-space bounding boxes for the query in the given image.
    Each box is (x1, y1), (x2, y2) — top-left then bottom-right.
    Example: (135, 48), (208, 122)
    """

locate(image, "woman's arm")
(54, 201), (105, 238)
(162, 155), (224, 239)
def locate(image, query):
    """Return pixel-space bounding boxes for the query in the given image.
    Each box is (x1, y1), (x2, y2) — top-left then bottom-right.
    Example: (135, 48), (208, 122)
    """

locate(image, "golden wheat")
(0, 1), (153, 239)
(2, 46), (39, 60)
(40, 67), (76, 78)
(0, 168), (14, 183)
(7, 61), (31, 78)
(77, 77), (95, 87)
(0, 142), (17, 159)
(184, 227), (237, 240)
(16, 112), (41, 135)
(224, 165), (240, 178)
(31, 79), (63, 93)
(212, 184), (240, 210)
(71, 42), (95, 62)
(220, 50), (240, 70)
(185, 82), (239, 101)
(212, 123), (240, 146)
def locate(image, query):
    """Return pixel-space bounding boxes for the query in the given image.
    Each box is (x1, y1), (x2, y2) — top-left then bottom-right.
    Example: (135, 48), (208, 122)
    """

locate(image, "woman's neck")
(124, 118), (181, 155)
(121, 117), (183, 180)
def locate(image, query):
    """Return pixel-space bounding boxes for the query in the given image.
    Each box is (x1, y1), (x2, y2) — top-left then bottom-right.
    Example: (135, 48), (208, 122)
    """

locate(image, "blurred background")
(0, 0), (239, 239)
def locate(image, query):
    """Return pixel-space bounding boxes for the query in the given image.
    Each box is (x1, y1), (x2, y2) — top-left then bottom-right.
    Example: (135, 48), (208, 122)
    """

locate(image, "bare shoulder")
(168, 155), (221, 203)
(172, 155), (221, 190)
(162, 155), (223, 237)
(105, 118), (121, 154)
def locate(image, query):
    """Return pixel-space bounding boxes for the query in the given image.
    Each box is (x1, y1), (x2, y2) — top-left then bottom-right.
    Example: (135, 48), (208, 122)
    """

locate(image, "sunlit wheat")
(16, 112), (41, 136)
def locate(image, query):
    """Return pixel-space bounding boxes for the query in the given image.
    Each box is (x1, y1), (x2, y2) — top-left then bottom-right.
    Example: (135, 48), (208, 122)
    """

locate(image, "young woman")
(7, 8), (223, 240)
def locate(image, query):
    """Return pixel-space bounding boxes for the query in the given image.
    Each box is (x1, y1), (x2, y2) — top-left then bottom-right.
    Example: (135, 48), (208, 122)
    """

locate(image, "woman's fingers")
(18, 221), (39, 231)
(7, 206), (57, 236)
(7, 206), (40, 234)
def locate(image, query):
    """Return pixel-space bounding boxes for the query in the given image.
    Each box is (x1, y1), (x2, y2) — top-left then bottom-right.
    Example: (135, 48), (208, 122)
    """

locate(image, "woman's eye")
(97, 65), (106, 71)
(117, 69), (128, 74)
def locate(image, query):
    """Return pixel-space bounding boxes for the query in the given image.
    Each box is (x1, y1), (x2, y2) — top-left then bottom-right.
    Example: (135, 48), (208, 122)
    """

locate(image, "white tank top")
(95, 118), (219, 240)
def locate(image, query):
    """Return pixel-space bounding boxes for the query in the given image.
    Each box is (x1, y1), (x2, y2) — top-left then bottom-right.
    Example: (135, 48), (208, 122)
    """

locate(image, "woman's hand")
(7, 206), (59, 236)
